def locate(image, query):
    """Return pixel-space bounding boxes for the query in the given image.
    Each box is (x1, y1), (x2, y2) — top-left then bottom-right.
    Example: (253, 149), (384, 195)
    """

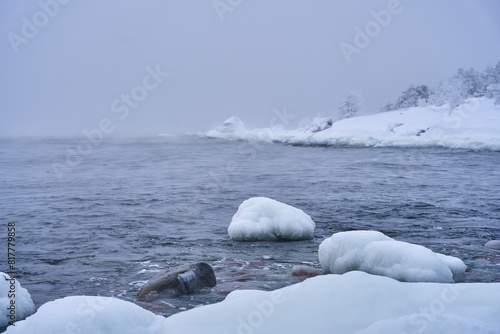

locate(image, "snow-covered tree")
(484, 61), (500, 88)
(338, 91), (362, 120)
(379, 102), (393, 112)
(486, 83), (500, 105)
(393, 85), (430, 109)
(453, 67), (486, 97)
(428, 77), (468, 109)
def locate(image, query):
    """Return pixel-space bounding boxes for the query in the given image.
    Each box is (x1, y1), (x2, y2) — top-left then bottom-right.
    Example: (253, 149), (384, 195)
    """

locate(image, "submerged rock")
(136, 263), (216, 300)
(485, 240), (500, 250)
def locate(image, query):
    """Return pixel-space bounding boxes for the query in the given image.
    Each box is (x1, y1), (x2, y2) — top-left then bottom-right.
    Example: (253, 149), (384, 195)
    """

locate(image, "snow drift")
(8, 272), (500, 334)
(228, 197), (315, 241)
(318, 230), (466, 283)
(206, 98), (500, 150)
(0, 272), (35, 328)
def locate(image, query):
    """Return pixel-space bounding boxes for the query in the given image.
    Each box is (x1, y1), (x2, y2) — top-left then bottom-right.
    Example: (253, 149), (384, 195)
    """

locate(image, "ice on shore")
(318, 230), (466, 283)
(0, 272), (35, 328)
(206, 98), (500, 150)
(6, 272), (500, 334)
(228, 197), (315, 241)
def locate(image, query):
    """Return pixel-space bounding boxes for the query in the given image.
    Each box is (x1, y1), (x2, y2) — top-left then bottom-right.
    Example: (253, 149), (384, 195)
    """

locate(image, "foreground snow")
(0, 273), (35, 327)
(7, 272), (500, 334)
(206, 98), (500, 150)
(319, 231), (466, 283)
(228, 197), (315, 241)
(4, 296), (163, 334)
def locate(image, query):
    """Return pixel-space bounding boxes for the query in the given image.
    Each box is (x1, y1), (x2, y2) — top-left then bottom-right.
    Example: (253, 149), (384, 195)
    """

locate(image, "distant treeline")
(382, 61), (500, 112)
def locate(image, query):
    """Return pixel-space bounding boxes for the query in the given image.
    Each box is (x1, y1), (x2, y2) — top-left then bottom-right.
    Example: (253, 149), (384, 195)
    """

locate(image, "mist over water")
(1, 137), (499, 317)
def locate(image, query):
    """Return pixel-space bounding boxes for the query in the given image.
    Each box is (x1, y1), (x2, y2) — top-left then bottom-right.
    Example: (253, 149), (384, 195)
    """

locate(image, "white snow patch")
(0, 272), (35, 328)
(318, 231), (466, 283)
(7, 272), (500, 334)
(4, 296), (163, 334)
(228, 197), (315, 241)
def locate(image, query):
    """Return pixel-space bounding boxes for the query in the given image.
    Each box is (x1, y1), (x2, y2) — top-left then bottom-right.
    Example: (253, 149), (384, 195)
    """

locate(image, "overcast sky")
(1, 0), (499, 136)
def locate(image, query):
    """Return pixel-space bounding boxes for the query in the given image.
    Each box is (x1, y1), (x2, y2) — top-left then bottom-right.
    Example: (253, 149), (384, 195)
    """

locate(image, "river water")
(1, 136), (499, 317)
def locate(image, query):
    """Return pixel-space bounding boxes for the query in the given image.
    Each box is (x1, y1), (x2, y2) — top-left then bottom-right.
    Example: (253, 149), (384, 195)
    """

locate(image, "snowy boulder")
(0, 273), (35, 328)
(214, 116), (246, 134)
(436, 253), (467, 282)
(4, 296), (164, 334)
(318, 231), (466, 283)
(485, 240), (500, 250)
(228, 197), (315, 241)
(303, 117), (333, 133)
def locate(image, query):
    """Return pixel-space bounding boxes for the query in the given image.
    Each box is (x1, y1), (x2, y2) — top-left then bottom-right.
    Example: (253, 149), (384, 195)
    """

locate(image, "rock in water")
(485, 240), (500, 250)
(137, 263), (216, 300)
(291, 265), (320, 281)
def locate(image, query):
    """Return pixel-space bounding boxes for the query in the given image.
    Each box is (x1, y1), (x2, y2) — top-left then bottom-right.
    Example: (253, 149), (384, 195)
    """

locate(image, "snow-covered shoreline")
(5, 271), (500, 334)
(206, 98), (500, 151)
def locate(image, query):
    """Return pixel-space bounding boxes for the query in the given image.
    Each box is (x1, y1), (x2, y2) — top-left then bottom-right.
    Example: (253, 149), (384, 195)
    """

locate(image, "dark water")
(1, 136), (499, 317)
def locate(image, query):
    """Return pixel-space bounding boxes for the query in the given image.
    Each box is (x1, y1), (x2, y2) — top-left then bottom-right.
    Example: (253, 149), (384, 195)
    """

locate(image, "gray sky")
(1, 0), (499, 136)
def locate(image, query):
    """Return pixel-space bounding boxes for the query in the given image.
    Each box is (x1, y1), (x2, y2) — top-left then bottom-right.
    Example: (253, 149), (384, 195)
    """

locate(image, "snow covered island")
(206, 98), (500, 150)
(319, 230), (466, 283)
(227, 197), (316, 241)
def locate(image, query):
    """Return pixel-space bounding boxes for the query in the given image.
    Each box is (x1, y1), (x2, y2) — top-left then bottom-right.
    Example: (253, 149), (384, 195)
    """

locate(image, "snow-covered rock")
(228, 197), (315, 241)
(318, 231), (466, 283)
(302, 117), (333, 133)
(4, 296), (163, 334)
(0, 273), (35, 328)
(210, 116), (246, 135)
(7, 272), (500, 334)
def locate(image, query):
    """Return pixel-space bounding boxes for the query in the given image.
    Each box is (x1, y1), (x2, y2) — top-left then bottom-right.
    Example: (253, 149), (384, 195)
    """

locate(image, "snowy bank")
(8, 272), (500, 334)
(0, 273), (35, 328)
(206, 98), (500, 150)
(228, 197), (315, 241)
(318, 231), (466, 283)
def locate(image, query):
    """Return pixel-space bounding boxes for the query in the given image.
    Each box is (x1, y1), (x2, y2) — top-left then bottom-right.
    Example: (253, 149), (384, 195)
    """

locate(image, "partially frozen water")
(1, 136), (499, 317)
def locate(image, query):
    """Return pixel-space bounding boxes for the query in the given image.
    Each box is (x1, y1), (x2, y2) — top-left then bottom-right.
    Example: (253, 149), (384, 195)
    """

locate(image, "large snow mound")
(228, 197), (315, 241)
(0, 272), (35, 328)
(318, 231), (466, 283)
(7, 272), (500, 334)
(4, 296), (163, 334)
(206, 98), (500, 150)
(159, 271), (500, 334)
